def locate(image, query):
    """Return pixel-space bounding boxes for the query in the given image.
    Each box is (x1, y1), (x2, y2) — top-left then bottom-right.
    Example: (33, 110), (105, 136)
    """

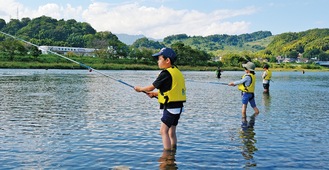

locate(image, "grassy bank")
(0, 61), (221, 71)
(1, 61), (328, 72)
(0, 54), (328, 71)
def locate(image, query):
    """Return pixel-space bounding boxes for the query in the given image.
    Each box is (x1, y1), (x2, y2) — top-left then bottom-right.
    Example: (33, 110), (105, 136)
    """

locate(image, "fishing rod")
(0, 31), (148, 94)
(186, 79), (228, 85)
(208, 82), (228, 85)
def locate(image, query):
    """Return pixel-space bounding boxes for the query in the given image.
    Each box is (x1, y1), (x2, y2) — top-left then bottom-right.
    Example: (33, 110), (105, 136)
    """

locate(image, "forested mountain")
(0, 15), (273, 53)
(161, 31), (272, 52)
(131, 37), (164, 49)
(0, 15), (129, 57)
(260, 28), (329, 60)
(1, 16), (96, 47)
(0, 15), (328, 66)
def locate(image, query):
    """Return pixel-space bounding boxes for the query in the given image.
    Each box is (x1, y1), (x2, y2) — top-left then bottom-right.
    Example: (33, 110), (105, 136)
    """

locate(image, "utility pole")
(17, 7), (19, 20)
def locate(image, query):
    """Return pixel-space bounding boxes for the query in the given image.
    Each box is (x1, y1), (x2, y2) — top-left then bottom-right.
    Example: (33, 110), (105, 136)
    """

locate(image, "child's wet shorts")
(161, 109), (181, 128)
(241, 92), (257, 108)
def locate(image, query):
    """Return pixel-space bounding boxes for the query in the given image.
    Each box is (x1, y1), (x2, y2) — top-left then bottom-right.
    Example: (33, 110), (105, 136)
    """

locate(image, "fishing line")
(186, 79), (228, 85)
(0, 31), (146, 94)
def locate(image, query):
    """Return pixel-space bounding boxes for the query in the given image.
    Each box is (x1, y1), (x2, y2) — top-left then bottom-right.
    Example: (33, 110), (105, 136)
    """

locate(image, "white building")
(39, 46), (96, 56)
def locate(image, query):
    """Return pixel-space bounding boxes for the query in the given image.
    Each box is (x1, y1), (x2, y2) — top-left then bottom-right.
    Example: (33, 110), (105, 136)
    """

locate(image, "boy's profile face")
(157, 55), (171, 69)
(244, 68), (250, 73)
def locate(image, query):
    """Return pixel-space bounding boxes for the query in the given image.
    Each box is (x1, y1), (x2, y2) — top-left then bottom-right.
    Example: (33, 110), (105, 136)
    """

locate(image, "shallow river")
(0, 69), (328, 169)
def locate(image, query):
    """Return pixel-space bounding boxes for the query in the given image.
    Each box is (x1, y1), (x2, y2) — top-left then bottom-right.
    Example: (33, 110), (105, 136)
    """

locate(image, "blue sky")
(0, 0), (328, 39)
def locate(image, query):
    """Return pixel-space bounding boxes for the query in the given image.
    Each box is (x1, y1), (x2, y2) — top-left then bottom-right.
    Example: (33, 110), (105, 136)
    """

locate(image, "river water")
(0, 69), (328, 169)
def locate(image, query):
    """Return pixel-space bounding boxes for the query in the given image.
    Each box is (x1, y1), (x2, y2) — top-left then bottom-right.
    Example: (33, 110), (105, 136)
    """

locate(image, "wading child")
(134, 47), (186, 152)
(262, 64), (272, 93)
(228, 62), (259, 128)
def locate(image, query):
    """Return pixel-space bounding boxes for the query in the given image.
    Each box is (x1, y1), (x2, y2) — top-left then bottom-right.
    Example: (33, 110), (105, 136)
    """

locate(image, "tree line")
(0, 16), (218, 67)
(0, 15), (328, 70)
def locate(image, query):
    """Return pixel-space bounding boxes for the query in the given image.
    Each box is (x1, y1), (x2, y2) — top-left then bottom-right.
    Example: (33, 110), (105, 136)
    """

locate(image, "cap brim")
(242, 64), (254, 71)
(152, 52), (161, 58)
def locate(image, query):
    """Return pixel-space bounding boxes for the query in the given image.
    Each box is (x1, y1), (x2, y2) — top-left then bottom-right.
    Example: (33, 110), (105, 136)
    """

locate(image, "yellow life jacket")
(158, 67), (186, 104)
(238, 74), (256, 93)
(264, 70), (272, 80)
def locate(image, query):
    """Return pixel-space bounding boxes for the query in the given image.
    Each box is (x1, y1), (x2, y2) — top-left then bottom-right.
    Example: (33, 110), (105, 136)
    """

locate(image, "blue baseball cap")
(152, 48), (177, 63)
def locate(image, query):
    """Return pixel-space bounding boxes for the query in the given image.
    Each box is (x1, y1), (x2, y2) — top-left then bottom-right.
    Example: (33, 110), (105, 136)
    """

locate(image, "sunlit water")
(0, 69), (328, 169)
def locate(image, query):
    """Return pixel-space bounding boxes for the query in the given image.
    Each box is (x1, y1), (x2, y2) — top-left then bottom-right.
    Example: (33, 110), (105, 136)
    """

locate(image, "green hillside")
(0, 15), (328, 70)
(161, 31), (273, 53)
(262, 29), (329, 60)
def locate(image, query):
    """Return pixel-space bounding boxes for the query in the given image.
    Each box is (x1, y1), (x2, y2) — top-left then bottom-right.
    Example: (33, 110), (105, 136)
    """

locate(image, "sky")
(0, 0), (328, 39)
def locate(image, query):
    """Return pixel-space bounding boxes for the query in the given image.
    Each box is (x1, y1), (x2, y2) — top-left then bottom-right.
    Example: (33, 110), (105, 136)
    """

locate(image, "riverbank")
(0, 61), (217, 71)
(0, 61), (328, 72)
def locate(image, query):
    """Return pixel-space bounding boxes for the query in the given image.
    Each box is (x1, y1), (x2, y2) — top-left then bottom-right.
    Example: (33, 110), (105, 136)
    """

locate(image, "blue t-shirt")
(233, 75), (251, 86)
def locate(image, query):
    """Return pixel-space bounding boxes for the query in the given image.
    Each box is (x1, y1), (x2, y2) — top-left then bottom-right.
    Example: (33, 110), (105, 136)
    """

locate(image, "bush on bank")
(0, 54), (328, 71)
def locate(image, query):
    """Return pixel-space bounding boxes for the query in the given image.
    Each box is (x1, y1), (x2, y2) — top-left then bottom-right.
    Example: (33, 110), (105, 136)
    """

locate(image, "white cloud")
(83, 2), (256, 39)
(0, 0), (83, 22)
(0, 0), (23, 20)
(24, 3), (84, 21)
(1, 0), (257, 39)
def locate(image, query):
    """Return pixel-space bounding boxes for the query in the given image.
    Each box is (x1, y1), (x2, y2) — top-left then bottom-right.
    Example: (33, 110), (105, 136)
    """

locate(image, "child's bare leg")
(241, 104), (247, 122)
(169, 126), (177, 150)
(160, 123), (171, 150)
(253, 106), (259, 115)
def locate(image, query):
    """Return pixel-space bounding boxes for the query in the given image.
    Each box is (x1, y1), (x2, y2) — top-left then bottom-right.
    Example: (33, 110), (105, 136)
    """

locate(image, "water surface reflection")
(158, 150), (177, 170)
(262, 92), (271, 113)
(0, 69), (328, 169)
(240, 127), (257, 168)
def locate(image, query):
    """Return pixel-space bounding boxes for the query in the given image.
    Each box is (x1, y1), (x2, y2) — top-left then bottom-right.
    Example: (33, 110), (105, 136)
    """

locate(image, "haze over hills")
(115, 34), (145, 45)
(115, 33), (162, 45)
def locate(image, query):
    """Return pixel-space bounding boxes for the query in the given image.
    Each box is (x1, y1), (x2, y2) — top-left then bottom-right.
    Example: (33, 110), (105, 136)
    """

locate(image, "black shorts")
(161, 109), (181, 128)
(263, 83), (270, 89)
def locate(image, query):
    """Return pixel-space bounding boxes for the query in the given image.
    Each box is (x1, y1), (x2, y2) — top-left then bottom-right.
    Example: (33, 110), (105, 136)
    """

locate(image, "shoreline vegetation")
(0, 54), (328, 72)
(1, 17), (329, 74)
(0, 61), (328, 72)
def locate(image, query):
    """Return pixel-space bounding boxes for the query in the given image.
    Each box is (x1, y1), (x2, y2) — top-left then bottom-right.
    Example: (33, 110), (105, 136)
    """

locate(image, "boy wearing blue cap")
(134, 47), (186, 152)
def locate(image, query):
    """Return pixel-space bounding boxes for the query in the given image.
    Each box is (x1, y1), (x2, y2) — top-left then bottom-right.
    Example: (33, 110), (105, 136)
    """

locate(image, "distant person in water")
(216, 66), (222, 78)
(262, 64), (272, 93)
(134, 47), (186, 152)
(228, 62), (259, 129)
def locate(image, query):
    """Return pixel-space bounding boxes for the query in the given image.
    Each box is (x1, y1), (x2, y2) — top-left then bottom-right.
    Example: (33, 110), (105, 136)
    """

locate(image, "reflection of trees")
(239, 128), (258, 168)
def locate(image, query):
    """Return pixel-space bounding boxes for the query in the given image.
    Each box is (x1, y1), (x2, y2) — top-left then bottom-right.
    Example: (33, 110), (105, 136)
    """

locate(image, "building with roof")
(38, 46), (96, 56)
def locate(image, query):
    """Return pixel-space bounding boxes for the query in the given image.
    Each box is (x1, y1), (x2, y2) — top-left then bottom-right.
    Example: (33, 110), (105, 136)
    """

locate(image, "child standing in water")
(134, 47), (186, 152)
(262, 64), (272, 93)
(228, 62), (259, 128)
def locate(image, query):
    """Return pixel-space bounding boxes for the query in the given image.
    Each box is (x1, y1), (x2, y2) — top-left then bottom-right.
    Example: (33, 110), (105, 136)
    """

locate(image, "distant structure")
(315, 61), (329, 67)
(17, 7), (19, 20)
(39, 46), (96, 56)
